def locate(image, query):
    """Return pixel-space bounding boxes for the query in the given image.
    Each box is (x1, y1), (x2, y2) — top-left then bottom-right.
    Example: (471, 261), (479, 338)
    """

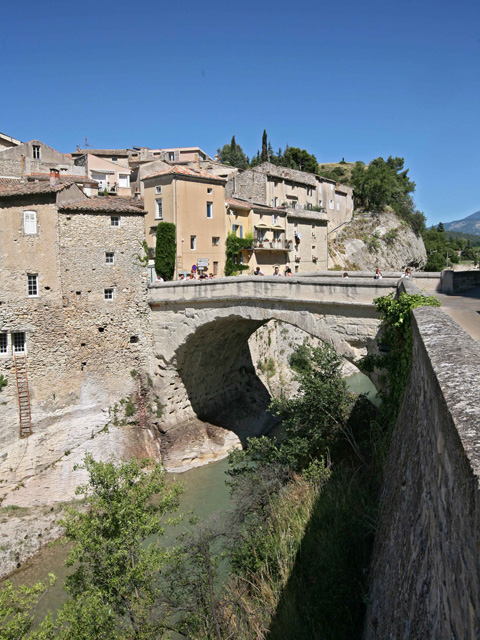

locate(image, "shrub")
(155, 222), (176, 280)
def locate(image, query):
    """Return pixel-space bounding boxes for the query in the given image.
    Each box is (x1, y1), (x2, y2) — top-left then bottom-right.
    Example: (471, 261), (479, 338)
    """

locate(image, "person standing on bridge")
(374, 268), (383, 279)
(273, 266), (281, 276)
(402, 268), (412, 278)
(254, 267), (264, 276)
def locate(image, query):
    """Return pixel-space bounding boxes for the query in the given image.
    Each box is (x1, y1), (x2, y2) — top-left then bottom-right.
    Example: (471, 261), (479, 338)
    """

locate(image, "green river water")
(6, 372), (378, 618)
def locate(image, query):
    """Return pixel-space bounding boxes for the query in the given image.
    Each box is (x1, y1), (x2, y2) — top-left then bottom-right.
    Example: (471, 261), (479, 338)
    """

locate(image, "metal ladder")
(14, 353), (32, 437)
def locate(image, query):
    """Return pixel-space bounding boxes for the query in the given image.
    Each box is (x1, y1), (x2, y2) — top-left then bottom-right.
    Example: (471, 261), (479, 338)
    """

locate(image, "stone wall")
(226, 169), (266, 202)
(441, 268), (480, 294)
(364, 304), (480, 639)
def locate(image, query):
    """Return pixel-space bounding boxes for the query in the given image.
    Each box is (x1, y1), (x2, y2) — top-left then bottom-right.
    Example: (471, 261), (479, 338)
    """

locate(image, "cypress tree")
(261, 130), (268, 163)
(155, 222), (176, 280)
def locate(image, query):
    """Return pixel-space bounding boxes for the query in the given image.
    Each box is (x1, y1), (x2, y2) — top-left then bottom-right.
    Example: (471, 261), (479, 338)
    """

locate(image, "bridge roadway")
(434, 285), (480, 342)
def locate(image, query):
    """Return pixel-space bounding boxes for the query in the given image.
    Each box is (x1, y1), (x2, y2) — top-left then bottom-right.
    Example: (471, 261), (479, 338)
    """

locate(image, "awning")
(254, 223), (270, 228)
(272, 225), (285, 230)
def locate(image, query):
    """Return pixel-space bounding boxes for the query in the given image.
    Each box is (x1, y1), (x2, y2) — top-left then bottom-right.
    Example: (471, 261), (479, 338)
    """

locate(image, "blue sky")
(2, 0), (479, 225)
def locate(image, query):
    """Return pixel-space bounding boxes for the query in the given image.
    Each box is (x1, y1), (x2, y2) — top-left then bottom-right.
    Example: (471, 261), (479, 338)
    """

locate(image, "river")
(5, 372), (378, 619)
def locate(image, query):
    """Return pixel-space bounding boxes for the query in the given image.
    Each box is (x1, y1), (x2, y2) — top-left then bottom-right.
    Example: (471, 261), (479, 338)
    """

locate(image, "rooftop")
(72, 149), (130, 157)
(0, 180), (73, 197)
(142, 165), (226, 182)
(252, 162), (318, 187)
(58, 196), (144, 214)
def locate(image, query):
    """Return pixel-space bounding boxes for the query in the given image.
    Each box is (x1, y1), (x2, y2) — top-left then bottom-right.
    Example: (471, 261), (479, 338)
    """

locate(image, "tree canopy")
(155, 222), (176, 280)
(217, 136), (249, 169)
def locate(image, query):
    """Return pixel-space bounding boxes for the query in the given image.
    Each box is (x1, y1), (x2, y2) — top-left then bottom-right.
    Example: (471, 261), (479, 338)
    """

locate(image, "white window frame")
(27, 274), (38, 297)
(155, 198), (163, 220)
(190, 235), (196, 250)
(329, 199), (334, 210)
(111, 216), (120, 227)
(12, 332), (26, 354)
(330, 183), (334, 191)
(105, 252), (115, 264)
(0, 332), (8, 356)
(23, 211), (37, 235)
(168, 152), (175, 161)
(155, 185), (162, 195)
(272, 214), (279, 226)
(206, 202), (213, 219)
(337, 202), (340, 211)
(118, 173), (130, 188)
(104, 288), (114, 300)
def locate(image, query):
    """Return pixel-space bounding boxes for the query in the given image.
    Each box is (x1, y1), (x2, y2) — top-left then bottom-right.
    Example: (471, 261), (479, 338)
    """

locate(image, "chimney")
(49, 168), (60, 186)
(76, 145), (80, 152)
(134, 188), (141, 201)
(20, 155), (25, 182)
(215, 154), (219, 163)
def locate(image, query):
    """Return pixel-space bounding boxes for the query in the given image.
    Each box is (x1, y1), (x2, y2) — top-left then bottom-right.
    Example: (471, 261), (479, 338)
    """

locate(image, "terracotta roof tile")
(0, 181), (73, 197)
(28, 173), (98, 185)
(72, 149), (130, 156)
(58, 196), (144, 214)
(142, 165), (226, 182)
(226, 197), (251, 210)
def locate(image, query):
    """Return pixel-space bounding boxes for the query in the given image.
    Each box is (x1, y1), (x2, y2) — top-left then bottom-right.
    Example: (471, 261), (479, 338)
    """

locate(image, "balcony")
(252, 239), (292, 251)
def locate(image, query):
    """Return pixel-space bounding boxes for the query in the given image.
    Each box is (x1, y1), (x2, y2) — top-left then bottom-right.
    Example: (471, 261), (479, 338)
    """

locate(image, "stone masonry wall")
(226, 169), (266, 203)
(364, 306), (480, 639)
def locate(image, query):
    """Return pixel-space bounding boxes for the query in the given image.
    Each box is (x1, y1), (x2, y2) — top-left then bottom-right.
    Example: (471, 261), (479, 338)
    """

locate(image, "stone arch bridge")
(148, 275), (403, 426)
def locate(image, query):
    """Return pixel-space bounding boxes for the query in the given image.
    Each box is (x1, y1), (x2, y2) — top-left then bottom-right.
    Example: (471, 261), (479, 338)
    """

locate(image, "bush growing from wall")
(155, 222), (176, 280)
(225, 231), (253, 276)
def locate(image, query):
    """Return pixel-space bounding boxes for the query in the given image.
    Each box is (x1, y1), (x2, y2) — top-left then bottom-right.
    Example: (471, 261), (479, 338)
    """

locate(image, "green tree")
(56, 455), (183, 639)
(217, 136), (249, 169)
(155, 222), (176, 280)
(261, 130), (268, 163)
(0, 576), (55, 639)
(437, 222), (445, 233)
(280, 146), (319, 174)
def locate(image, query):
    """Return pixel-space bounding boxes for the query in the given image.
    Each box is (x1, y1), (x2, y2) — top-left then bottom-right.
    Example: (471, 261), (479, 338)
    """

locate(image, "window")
(168, 152), (175, 161)
(330, 183), (334, 191)
(12, 332), (25, 353)
(213, 261), (218, 275)
(111, 157), (118, 163)
(104, 288), (114, 300)
(329, 199), (334, 210)
(307, 186), (313, 196)
(28, 274), (38, 297)
(232, 224), (243, 238)
(312, 245), (316, 258)
(155, 185), (162, 194)
(23, 211), (37, 235)
(118, 173), (129, 188)
(155, 198), (163, 220)
(272, 214), (279, 225)
(0, 333), (7, 354)
(337, 202), (340, 211)
(111, 216), (120, 227)
(206, 202), (213, 218)
(190, 236), (196, 250)
(274, 197), (279, 207)
(207, 188), (213, 194)
(212, 237), (220, 246)
(106, 252), (115, 264)
(32, 145), (40, 159)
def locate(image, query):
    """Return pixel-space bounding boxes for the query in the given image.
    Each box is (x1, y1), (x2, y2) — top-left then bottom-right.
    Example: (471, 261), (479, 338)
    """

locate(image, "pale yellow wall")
(143, 176), (226, 277)
(267, 177), (318, 209)
(286, 217), (328, 272)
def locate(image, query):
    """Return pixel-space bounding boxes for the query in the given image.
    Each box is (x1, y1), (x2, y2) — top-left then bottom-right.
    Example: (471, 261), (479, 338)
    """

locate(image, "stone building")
(0, 178), (151, 451)
(73, 152), (132, 196)
(0, 140), (86, 179)
(142, 165), (227, 277)
(226, 162), (354, 259)
(0, 131), (22, 151)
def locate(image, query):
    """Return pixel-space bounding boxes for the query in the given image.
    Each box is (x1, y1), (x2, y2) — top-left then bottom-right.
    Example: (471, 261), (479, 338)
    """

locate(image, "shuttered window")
(23, 211), (37, 234)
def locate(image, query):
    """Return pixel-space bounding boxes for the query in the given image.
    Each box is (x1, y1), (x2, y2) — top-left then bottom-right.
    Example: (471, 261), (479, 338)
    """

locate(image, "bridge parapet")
(149, 276), (397, 307)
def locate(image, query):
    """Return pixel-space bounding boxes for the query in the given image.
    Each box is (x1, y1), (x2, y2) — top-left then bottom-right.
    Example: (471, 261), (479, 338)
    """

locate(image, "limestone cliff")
(329, 211), (427, 271)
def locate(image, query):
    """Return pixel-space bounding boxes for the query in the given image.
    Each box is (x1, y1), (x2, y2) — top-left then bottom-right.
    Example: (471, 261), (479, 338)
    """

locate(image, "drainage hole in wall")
(98, 327), (105, 333)
(130, 336), (139, 343)
(81, 343), (86, 347)
(76, 291), (81, 296)
(44, 286), (51, 290)
(81, 362), (87, 370)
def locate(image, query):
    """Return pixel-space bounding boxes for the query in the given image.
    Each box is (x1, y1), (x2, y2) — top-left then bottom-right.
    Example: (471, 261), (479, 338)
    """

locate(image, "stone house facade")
(0, 132), (22, 151)
(0, 180), (151, 451)
(73, 153), (133, 196)
(142, 165), (227, 277)
(0, 140), (86, 179)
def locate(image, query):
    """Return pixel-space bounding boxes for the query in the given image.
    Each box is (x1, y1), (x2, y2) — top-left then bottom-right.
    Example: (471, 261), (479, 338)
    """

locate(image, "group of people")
(374, 267), (412, 279)
(253, 266), (293, 277)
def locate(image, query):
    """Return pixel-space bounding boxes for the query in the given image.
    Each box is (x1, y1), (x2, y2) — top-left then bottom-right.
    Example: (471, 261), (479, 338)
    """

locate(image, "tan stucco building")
(73, 152), (132, 196)
(142, 166), (227, 277)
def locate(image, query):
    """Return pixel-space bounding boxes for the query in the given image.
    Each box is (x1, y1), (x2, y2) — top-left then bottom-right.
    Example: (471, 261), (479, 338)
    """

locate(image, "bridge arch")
(148, 279), (389, 426)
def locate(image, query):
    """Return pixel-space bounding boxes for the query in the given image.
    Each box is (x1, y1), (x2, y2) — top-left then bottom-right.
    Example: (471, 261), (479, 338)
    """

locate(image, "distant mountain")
(444, 210), (480, 235)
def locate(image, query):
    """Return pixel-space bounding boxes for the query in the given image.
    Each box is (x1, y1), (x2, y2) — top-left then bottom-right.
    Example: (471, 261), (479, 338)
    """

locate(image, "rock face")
(329, 211), (427, 272)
